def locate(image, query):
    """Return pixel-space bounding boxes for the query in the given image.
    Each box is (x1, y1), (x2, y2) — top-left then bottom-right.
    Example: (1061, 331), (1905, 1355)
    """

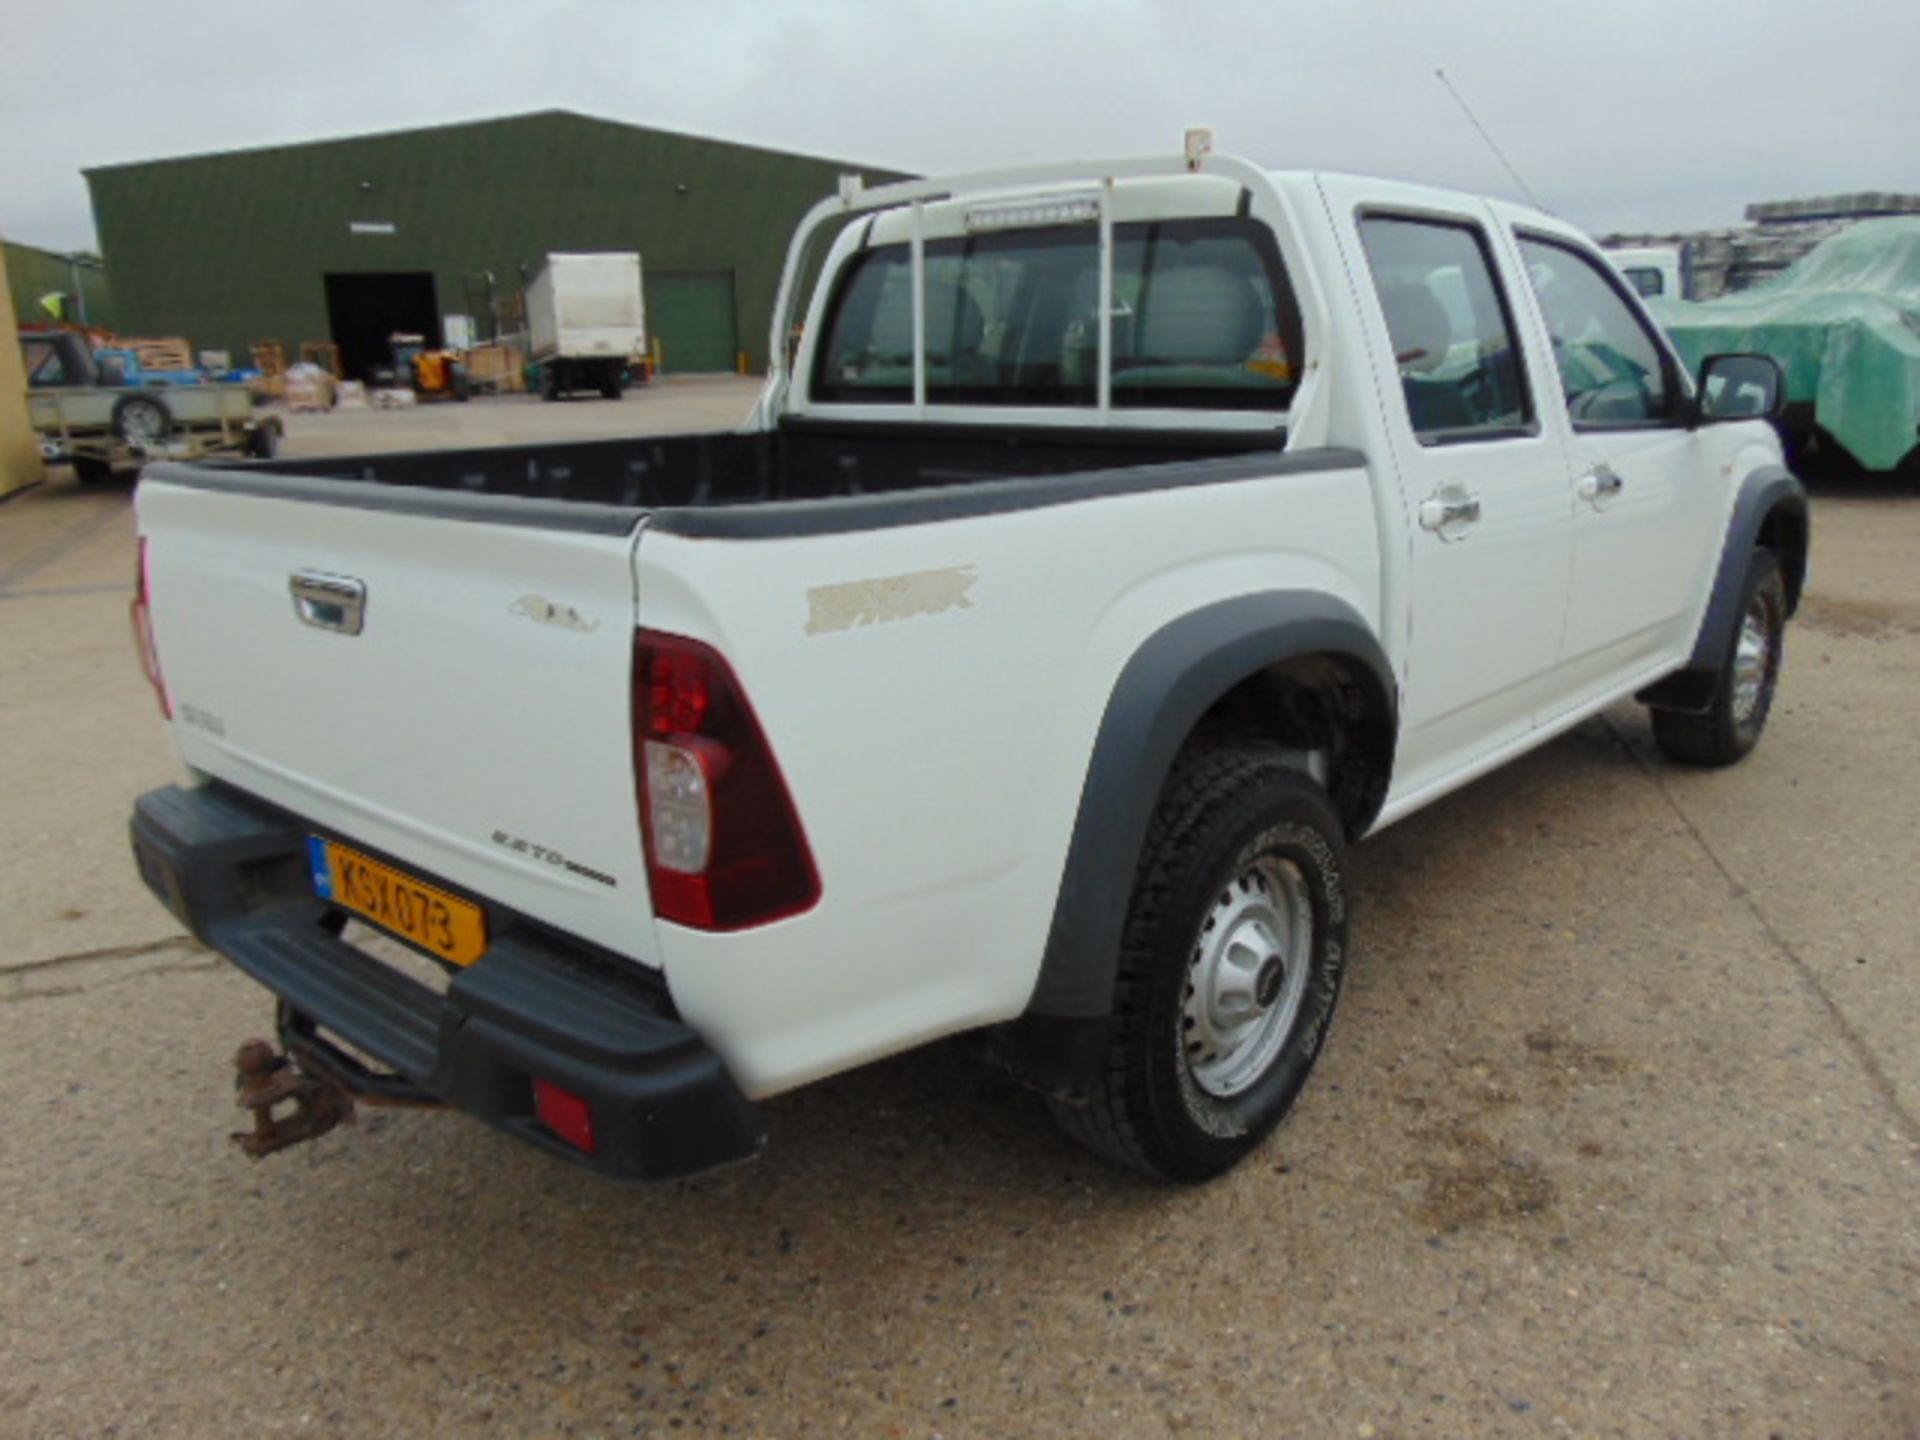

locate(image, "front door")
(1508, 233), (1721, 710)
(1343, 203), (1574, 802)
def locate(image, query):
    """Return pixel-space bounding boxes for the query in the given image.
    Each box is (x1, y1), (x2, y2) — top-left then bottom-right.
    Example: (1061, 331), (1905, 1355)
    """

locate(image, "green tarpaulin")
(1651, 218), (1920, 471)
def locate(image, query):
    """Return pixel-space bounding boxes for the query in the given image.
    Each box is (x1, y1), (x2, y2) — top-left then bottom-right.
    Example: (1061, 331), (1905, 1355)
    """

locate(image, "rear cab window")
(810, 217), (1304, 413)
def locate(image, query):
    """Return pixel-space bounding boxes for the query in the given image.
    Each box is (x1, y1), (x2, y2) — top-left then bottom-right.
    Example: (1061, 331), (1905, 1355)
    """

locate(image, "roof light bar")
(964, 196), (1100, 233)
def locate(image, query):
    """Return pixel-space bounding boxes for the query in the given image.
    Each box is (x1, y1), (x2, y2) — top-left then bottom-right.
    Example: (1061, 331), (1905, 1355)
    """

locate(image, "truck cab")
(19, 328), (100, 389)
(1605, 243), (1688, 301)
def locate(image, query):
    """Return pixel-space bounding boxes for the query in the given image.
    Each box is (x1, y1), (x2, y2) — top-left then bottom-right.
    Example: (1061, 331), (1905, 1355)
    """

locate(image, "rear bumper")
(130, 781), (764, 1182)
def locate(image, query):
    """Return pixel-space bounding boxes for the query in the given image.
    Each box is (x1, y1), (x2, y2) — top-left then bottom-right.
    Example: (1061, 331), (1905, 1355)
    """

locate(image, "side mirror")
(1696, 352), (1783, 423)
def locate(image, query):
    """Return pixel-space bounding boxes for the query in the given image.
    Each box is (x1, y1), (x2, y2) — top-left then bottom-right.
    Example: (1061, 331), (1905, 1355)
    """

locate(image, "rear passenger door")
(1347, 205), (1573, 798)
(1507, 231), (1721, 705)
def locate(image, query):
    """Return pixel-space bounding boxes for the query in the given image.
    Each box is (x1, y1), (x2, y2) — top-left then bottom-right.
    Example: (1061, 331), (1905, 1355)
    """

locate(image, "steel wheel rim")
(123, 403), (165, 441)
(1182, 856), (1313, 1098)
(1731, 595), (1774, 724)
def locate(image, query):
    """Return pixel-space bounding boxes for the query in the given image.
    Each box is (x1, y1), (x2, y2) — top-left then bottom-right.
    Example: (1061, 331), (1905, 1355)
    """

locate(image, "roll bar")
(757, 149), (1289, 422)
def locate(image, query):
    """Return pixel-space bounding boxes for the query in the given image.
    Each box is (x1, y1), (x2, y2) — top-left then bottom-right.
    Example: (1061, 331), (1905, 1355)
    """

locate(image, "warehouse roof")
(83, 108), (906, 180)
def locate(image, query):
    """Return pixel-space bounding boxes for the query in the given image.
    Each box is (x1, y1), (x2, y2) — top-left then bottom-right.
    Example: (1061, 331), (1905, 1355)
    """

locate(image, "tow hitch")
(230, 1038), (354, 1158)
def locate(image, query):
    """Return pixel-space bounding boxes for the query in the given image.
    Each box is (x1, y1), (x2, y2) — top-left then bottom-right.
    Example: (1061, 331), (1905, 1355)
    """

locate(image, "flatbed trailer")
(22, 329), (280, 481)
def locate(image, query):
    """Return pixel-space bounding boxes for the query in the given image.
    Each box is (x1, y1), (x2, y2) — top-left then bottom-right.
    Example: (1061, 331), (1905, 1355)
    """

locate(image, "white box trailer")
(526, 252), (646, 400)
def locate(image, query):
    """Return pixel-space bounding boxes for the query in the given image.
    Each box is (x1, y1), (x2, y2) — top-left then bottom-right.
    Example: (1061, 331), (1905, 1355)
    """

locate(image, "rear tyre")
(540, 366), (560, 402)
(1650, 548), (1786, 767)
(1047, 750), (1350, 1182)
(600, 366), (625, 400)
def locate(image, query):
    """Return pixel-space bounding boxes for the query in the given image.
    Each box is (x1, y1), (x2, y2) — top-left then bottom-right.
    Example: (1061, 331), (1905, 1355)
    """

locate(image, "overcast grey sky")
(5, 0), (1916, 253)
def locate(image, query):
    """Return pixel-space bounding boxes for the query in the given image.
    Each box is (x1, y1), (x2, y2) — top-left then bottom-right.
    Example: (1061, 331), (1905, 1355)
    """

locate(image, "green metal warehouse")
(85, 111), (907, 379)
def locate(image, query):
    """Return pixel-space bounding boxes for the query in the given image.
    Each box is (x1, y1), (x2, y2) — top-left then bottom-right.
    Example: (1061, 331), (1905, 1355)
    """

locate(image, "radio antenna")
(1434, 67), (1549, 213)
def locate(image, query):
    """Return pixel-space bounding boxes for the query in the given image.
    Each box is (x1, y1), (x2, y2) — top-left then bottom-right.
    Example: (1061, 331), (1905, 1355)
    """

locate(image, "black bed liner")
(146, 419), (1361, 540)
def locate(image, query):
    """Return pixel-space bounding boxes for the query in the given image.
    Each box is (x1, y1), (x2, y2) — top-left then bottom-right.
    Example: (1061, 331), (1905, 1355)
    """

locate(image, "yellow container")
(0, 242), (48, 498)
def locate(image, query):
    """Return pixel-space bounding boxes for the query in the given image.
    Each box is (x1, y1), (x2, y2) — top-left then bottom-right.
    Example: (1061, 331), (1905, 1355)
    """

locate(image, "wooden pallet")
(466, 341), (527, 393)
(300, 341), (341, 377)
(115, 336), (196, 371)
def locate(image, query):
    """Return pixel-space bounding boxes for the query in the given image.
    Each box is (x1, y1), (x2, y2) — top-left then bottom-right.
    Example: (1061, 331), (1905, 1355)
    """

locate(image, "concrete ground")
(1, 388), (1915, 1439)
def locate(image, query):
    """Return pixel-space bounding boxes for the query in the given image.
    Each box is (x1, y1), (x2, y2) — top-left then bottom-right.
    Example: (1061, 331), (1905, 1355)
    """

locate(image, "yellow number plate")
(309, 838), (488, 967)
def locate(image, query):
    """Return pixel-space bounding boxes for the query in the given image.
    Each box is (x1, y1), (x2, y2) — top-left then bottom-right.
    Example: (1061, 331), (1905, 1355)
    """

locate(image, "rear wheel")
(540, 366), (560, 402)
(1048, 750), (1350, 1181)
(1650, 548), (1786, 767)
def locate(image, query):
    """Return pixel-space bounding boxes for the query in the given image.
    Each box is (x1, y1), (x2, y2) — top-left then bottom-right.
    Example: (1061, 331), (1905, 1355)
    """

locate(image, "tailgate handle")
(290, 572), (367, 636)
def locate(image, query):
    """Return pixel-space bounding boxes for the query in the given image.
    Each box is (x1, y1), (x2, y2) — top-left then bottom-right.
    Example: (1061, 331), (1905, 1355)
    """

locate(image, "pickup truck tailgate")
(136, 475), (658, 967)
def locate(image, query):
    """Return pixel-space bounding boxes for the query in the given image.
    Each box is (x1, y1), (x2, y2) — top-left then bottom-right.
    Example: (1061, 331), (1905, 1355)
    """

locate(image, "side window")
(1357, 216), (1533, 444)
(1518, 237), (1673, 427)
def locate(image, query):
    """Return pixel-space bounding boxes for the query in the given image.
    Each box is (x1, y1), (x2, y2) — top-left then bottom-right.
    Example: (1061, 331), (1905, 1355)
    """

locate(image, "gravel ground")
(1, 390), (1916, 1439)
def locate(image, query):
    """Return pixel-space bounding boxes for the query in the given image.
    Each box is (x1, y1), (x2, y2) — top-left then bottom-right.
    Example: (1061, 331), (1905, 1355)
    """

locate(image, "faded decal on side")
(806, 565), (978, 636)
(510, 594), (601, 633)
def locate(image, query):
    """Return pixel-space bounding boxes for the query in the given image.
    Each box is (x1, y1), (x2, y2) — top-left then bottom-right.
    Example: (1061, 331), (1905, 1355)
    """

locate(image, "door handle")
(290, 571), (367, 635)
(1419, 492), (1482, 534)
(1578, 464), (1625, 502)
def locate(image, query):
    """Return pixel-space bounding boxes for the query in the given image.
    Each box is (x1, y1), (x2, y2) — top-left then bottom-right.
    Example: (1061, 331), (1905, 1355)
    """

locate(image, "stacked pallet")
(300, 342), (341, 378)
(284, 366), (338, 412)
(250, 340), (287, 399)
(466, 342), (527, 394)
(117, 336), (195, 372)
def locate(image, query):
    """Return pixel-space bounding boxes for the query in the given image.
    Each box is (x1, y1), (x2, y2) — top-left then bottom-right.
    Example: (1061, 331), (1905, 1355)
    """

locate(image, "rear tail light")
(130, 537), (171, 718)
(633, 631), (820, 930)
(533, 1078), (596, 1155)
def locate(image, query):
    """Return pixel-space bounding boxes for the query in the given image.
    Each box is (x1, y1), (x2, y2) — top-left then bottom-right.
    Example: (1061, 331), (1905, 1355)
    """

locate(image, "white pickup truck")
(129, 144), (1808, 1184)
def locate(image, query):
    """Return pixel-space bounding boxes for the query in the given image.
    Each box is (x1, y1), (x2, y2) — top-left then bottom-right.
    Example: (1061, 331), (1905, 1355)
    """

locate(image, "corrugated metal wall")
(4, 241), (114, 332)
(86, 111), (904, 374)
